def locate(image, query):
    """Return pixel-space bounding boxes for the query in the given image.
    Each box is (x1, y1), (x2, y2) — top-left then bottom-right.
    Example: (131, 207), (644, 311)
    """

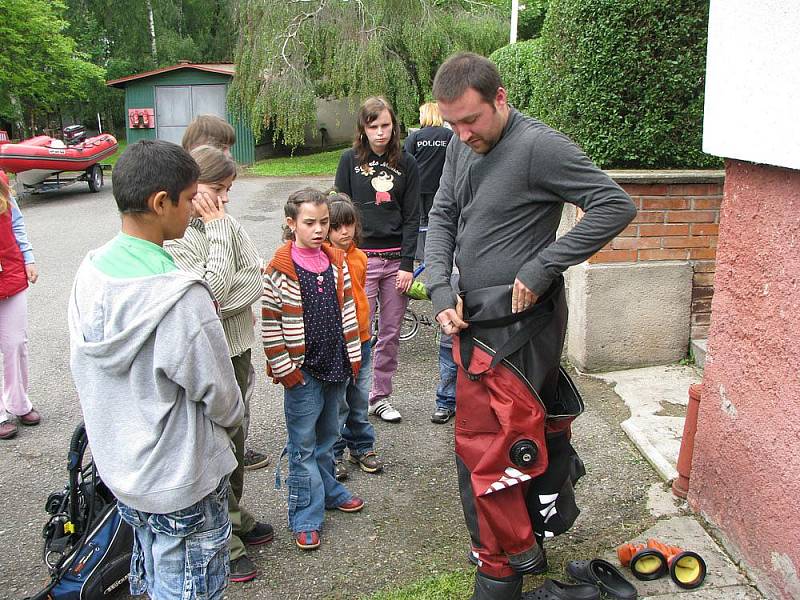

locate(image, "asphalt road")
(1, 176), (659, 600)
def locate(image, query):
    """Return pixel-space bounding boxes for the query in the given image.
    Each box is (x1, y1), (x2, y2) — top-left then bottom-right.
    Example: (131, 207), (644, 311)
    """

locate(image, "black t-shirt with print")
(335, 148), (420, 271)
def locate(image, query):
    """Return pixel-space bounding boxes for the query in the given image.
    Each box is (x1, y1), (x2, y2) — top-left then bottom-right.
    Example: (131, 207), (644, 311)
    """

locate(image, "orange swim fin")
(646, 538), (707, 589)
(617, 541), (668, 581)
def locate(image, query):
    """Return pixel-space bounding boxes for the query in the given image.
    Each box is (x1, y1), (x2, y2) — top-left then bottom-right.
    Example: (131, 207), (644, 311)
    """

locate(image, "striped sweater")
(262, 241), (361, 388)
(165, 216), (263, 357)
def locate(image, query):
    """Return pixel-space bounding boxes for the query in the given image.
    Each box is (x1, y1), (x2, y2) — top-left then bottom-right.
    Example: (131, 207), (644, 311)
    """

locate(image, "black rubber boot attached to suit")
(471, 572), (523, 600)
(508, 542), (548, 575)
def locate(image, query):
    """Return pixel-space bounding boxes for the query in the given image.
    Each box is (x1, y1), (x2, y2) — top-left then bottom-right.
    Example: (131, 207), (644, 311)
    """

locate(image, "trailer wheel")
(88, 164), (103, 193)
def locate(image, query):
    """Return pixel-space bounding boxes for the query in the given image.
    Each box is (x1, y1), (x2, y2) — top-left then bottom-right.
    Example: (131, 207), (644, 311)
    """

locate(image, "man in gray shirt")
(425, 53), (636, 600)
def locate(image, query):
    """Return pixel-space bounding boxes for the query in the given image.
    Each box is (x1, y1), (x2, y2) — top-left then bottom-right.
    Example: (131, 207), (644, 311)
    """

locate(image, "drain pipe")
(672, 383), (702, 498)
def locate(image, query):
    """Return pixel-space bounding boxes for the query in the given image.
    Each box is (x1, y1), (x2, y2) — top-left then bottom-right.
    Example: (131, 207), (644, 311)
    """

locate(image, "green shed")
(107, 62), (256, 165)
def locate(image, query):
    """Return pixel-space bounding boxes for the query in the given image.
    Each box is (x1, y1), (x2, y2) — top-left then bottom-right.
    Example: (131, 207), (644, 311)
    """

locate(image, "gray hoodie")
(68, 256), (243, 514)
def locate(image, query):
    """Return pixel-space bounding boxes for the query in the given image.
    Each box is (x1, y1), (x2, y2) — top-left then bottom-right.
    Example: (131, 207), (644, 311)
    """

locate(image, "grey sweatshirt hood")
(69, 259), (202, 373)
(69, 254), (242, 514)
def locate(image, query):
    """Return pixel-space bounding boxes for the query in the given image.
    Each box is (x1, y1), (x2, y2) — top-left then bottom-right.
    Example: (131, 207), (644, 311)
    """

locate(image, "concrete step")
(691, 339), (708, 369)
(592, 365), (702, 482)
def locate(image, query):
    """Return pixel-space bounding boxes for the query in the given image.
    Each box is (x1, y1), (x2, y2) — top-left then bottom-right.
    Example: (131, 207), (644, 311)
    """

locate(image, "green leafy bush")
(490, 39), (542, 113)
(530, 0), (719, 169)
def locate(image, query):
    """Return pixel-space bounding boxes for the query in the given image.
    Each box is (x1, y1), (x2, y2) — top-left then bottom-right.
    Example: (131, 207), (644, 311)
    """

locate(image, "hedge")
(528, 0), (719, 169)
(490, 39), (542, 114)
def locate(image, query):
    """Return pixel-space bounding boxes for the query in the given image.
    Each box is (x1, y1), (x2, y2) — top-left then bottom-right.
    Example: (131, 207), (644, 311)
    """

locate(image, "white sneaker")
(368, 399), (402, 423)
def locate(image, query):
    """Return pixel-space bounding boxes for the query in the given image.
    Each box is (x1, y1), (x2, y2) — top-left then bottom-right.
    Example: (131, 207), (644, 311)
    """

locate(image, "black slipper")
(522, 579), (600, 600)
(566, 559), (638, 600)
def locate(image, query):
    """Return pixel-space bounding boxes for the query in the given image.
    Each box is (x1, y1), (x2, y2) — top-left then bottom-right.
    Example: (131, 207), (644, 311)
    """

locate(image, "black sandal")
(522, 579), (600, 600)
(566, 559), (638, 600)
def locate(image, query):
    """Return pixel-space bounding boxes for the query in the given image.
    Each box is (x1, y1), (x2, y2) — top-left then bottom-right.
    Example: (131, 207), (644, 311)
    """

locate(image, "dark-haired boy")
(68, 139), (244, 600)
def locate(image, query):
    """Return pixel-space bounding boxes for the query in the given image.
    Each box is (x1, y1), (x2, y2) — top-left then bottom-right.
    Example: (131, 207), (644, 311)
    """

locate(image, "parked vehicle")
(0, 131), (117, 196)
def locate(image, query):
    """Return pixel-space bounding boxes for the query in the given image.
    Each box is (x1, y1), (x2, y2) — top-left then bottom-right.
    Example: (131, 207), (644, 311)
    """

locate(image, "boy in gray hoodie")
(68, 140), (244, 600)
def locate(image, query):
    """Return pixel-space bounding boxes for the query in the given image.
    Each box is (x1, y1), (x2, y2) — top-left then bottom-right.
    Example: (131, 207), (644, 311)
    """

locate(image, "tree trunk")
(146, 0), (158, 65)
(177, 0), (183, 35)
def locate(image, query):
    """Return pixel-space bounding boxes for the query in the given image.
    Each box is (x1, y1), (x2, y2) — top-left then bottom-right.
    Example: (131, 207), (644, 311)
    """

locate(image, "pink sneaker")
(0, 421), (18, 440)
(19, 409), (41, 426)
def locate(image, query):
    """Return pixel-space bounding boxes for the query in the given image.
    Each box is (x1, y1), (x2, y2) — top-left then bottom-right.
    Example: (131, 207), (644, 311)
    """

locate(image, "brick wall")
(589, 173), (725, 339)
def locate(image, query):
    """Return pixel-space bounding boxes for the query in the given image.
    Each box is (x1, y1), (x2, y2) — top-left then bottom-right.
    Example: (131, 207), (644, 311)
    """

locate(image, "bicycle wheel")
(399, 308), (420, 341)
(371, 302), (380, 346)
(371, 321), (379, 347)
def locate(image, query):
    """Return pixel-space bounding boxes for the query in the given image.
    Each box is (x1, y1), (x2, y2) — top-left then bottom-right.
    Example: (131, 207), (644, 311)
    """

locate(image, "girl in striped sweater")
(262, 188), (364, 551)
(164, 145), (273, 582)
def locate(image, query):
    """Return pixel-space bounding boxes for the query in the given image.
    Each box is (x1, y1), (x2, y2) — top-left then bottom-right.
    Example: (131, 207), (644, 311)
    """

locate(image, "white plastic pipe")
(511, 0), (519, 44)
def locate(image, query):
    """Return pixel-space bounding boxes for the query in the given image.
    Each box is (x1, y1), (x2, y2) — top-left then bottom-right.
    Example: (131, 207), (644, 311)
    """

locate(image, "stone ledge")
(567, 261), (693, 371)
(606, 169), (726, 184)
(691, 339), (708, 369)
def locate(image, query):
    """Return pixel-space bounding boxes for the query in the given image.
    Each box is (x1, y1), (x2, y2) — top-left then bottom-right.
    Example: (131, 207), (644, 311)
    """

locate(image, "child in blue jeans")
(431, 271), (459, 424)
(432, 332), (457, 423)
(69, 140), (243, 599)
(262, 188), (365, 550)
(325, 194), (383, 480)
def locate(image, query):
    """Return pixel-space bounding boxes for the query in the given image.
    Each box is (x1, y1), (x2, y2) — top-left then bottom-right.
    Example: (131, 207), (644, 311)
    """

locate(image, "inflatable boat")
(0, 134), (117, 189)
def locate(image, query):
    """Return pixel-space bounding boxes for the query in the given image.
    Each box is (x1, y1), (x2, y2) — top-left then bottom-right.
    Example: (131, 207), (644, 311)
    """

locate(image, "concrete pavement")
(591, 364), (766, 599)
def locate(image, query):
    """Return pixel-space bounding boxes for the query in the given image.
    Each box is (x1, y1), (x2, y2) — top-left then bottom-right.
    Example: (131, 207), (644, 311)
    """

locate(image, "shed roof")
(107, 63), (235, 88)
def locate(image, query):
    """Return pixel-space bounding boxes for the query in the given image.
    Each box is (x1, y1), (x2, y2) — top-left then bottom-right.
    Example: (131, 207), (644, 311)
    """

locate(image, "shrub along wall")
(489, 39), (542, 115)
(528, 0), (718, 169)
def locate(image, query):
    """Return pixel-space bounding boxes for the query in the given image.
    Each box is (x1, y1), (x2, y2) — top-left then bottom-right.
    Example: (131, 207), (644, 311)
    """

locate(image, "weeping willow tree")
(229, 0), (507, 147)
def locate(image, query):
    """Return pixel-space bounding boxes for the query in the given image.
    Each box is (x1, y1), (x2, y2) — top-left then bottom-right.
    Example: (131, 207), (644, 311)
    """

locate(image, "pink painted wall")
(689, 159), (800, 600)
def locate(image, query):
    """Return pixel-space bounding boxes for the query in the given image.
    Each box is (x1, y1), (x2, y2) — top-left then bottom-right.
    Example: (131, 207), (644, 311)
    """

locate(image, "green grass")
(105, 142), (342, 177)
(104, 139), (127, 167)
(365, 571), (473, 600)
(246, 148), (346, 177)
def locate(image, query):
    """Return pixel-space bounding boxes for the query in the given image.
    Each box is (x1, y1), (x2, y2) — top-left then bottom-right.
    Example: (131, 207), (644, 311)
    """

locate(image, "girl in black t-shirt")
(335, 97), (420, 423)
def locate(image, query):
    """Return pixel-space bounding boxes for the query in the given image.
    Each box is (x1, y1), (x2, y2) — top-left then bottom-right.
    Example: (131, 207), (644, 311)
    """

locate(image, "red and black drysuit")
(423, 109), (636, 586)
(454, 277), (585, 580)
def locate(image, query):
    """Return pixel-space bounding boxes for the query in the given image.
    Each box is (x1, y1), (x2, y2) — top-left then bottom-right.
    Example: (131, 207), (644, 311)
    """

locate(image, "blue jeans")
(334, 341), (376, 460)
(436, 344), (457, 411)
(284, 370), (352, 533)
(117, 477), (231, 600)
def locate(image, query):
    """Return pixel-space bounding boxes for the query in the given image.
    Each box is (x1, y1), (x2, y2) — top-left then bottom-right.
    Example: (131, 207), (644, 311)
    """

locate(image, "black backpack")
(28, 423), (133, 600)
